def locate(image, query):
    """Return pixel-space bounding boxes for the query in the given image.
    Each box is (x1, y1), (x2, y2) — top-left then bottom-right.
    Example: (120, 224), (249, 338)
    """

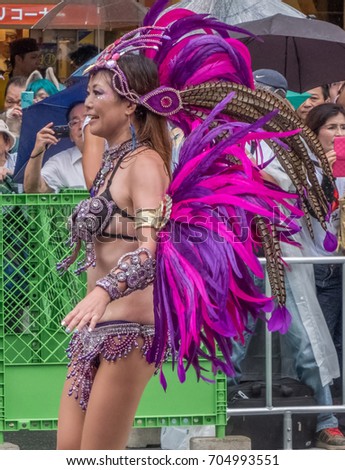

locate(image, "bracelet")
(30, 149), (45, 159)
(96, 248), (156, 301)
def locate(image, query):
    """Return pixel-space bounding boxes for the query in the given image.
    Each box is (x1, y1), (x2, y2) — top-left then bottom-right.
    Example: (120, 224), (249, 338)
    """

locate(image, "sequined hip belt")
(66, 320), (155, 411)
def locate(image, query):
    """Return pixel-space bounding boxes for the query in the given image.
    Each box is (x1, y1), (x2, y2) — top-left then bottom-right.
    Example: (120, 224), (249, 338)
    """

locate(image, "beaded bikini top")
(57, 140), (148, 275)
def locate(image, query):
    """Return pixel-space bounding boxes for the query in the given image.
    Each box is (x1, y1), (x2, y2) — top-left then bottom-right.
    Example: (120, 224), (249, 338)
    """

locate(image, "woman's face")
(85, 72), (131, 145)
(34, 88), (50, 102)
(318, 113), (345, 153)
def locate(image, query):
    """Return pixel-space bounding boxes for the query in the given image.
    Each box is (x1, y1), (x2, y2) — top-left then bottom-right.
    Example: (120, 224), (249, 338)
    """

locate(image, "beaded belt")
(66, 321), (155, 411)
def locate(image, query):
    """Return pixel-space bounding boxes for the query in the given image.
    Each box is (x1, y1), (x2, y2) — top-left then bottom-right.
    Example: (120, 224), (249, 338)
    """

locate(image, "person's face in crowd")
(68, 103), (85, 152)
(4, 83), (25, 111)
(34, 88), (50, 102)
(296, 87), (326, 121)
(15, 51), (41, 76)
(0, 132), (11, 158)
(317, 112), (345, 153)
(85, 72), (132, 146)
(328, 81), (345, 103)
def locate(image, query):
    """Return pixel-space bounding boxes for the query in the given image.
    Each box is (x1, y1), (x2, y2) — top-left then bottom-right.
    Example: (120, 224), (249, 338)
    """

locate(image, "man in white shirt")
(24, 102), (86, 193)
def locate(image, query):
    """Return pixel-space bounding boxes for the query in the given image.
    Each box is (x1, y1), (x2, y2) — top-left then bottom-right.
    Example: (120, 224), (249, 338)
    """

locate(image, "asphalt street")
(3, 431), (56, 450)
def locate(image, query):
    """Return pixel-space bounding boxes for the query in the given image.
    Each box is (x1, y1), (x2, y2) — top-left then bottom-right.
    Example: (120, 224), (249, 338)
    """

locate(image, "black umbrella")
(233, 13), (345, 92)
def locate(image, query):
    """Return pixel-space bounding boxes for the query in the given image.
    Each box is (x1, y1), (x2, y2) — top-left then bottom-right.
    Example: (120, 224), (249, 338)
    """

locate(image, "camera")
(52, 124), (70, 139)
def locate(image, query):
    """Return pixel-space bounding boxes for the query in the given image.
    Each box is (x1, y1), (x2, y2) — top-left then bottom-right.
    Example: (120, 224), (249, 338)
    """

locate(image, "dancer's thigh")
(57, 375), (86, 450)
(81, 347), (155, 450)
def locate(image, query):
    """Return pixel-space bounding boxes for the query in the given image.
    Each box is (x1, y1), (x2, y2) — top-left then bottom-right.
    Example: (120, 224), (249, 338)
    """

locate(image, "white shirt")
(2, 152), (23, 193)
(41, 146), (86, 193)
(4, 151), (17, 172)
(250, 140), (340, 385)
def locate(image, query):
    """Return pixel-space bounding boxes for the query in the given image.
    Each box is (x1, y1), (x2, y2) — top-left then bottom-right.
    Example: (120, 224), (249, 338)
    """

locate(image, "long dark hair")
(306, 103), (345, 136)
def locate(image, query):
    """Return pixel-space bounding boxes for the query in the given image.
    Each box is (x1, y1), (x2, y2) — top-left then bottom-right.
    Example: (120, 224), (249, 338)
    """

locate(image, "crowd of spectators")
(0, 39), (97, 190)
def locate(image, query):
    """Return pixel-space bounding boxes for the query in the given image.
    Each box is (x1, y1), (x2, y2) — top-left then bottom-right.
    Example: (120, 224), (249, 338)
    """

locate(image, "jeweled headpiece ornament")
(83, 26), (183, 117)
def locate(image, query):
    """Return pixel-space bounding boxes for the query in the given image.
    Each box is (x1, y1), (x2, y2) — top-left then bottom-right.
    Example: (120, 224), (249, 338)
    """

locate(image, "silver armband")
(95, 247), (156, 301)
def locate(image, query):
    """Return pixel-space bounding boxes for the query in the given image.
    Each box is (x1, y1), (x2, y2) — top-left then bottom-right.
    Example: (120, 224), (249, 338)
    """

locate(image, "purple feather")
(142, 0), (170, 26)
(323, 230), (338, 252)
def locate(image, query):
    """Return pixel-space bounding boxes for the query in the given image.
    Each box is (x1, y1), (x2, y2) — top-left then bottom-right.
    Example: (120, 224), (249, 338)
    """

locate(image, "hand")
(0, 166), (12, 182)
(61, 286), (111, 333)
(325, 149), (336, 168)
(32, 122), (59, 155)
(6, 106), (22, 120)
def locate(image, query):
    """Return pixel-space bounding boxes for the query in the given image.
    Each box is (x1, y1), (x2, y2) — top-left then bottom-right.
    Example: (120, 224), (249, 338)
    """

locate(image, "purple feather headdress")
(83, 0), (254, 118)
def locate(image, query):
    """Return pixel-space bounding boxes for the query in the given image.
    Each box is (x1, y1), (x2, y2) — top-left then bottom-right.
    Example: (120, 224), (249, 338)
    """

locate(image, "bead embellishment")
(56, 196), (117, 274)
(95, 248), (156, 301)
(139, 87), (183, 117)
(161, 96), (172, 108)
(66, 322), (155, 411)
(57, 141), (150, 275)
(91, 139), (143, 197)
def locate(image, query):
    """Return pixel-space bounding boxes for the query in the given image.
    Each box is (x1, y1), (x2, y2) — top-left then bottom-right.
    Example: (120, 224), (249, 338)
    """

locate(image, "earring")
(129, 118), (137, 150)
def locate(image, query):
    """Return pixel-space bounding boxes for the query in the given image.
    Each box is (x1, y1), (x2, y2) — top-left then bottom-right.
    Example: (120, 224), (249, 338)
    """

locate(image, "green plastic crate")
(0, 192), (227, 444)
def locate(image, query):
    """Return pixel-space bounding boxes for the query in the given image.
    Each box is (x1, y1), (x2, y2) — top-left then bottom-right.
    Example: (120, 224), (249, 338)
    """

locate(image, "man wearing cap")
(0, 119), (16, 183)
(253, 68), (288, 99)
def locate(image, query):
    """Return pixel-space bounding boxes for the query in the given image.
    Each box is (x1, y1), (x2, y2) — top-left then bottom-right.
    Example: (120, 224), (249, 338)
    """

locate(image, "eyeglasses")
(68, 118), (83, 129)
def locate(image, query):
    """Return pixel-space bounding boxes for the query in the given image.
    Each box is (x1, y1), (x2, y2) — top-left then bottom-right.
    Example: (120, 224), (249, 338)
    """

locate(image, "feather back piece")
(148, 94), (304, 385)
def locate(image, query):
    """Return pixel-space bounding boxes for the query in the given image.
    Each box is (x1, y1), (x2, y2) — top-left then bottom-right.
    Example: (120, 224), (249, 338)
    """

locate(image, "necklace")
(90, 139), (137, 197)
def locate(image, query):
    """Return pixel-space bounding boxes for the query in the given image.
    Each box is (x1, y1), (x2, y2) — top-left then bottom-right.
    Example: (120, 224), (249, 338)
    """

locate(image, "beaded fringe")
(66, 322), (155, 411)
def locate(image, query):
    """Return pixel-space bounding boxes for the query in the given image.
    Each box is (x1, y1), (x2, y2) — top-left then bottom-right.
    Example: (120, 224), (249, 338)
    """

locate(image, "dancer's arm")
(82, 119), (105, 190)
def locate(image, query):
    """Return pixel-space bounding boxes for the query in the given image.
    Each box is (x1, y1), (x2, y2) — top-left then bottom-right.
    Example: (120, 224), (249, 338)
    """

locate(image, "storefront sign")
(0, 4), (54, 26)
